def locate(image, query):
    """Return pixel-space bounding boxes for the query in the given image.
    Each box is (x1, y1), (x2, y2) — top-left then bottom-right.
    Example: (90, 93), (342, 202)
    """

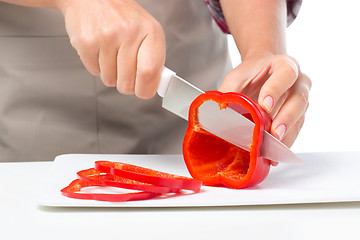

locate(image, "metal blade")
(261, 132), (303, 164)
(198, 100), (303, 164)
(161, 74), (303, 164)
(162, 75), (203, 120)
(197, 101), (253, 152)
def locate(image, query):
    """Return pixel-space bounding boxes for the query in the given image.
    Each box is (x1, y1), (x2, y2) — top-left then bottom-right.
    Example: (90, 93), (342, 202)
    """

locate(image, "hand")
(219, 54), (311, 149)
(56, 0), (166, 99)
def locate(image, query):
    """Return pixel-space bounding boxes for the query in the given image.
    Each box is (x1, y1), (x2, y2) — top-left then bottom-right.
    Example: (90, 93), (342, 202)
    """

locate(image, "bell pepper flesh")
(183, 91), (272, 189)
(95, 161), (202, 192)
(77, 168), (181, 193)
(61, 179), (158, 202)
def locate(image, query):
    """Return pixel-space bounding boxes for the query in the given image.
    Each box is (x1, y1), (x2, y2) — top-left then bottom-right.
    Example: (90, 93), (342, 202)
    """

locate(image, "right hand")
(55, 0), (166, 99)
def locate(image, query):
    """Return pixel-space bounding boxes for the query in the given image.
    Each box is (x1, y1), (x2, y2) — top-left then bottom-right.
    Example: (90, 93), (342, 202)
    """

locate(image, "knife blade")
(157, 67), (303, 164)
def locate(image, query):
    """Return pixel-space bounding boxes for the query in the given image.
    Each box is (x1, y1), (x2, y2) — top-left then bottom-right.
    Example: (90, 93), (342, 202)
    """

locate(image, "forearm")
(219, 0), (287, 59)
(0, 0), (61, 9)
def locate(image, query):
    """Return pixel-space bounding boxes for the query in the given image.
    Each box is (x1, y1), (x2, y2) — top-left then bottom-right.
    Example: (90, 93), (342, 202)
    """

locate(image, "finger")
(268, 91), (288, 119)
(135, 24), (165, 99)
(258, 59), (299, 113)
(218, 67), (249, 93)
(271, 161), (279, 167)
(281, 115), (306, 148)
(116, 41), (138, 95)
(218, 65), (270, 94)
(98, 43), (118, 87)
(270, 80), (310, 141)
(75, 38), (101, 76)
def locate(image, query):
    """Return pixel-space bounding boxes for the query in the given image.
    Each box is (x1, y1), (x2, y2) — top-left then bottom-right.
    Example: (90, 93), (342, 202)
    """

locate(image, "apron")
(0, 0), (232, 162)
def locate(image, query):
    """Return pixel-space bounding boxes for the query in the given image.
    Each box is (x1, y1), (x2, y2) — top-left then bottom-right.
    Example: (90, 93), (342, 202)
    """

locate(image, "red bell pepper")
(95, 161), (202, 192)
(182, 91), (272, 189)
(61, 179), (158, 202)
(77, 168), (181, 193)
(61, 160), (203, 202)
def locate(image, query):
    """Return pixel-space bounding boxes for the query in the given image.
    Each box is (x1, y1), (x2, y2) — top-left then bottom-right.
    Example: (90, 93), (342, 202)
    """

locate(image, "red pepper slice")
(77, 168), (181, 193)
(61, 179), (158, 202)
(95, 161), (202, 192)
(182, 91), (272, 189)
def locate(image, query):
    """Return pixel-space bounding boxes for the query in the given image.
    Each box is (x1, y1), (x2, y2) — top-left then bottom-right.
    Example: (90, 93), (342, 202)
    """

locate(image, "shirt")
(0, 0), (232, 162)
(205, 0), (303, 34)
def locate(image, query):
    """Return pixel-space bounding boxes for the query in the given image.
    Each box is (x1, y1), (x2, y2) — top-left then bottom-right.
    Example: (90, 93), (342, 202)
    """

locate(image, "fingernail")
(271, 161), (279, 167)
(262, 96), (274, 112)
(275, 124), (286, 140)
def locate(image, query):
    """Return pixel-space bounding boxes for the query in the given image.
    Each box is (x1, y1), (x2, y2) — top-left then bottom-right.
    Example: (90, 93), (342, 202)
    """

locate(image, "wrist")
(51, 0), (72, 12)
(241, 49), (285, 62)
(220, 0), (288, 62)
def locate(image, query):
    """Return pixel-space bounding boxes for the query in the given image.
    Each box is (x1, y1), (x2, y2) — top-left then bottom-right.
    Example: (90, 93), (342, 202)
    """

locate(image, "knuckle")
(305, 102), (310, 112)
(266, 85), (282, 101)
(117, 81), (135, 95)
(117, 87), (135, 95)
(278, 54), (299, 67)
(274, 55), (299, 79)
(77, 36), (98, 52)
(282, 54), (299, 66)
(101, 76), (116, 87)
(137, 65), (159, 81)
(296, 81), (311, 107)
(136, 90), (156, 100)
(118, 19), (139, 39)
(145, 20), (163, 35)
(299, 115), (306, 127)
(295, 115), (306, 135)
(100, 27), (118, 43)
(281, 112), (296, 126)
(302, 73), (313, 90)
(296, 90), (309, 107)
(280, 61), (298, 79)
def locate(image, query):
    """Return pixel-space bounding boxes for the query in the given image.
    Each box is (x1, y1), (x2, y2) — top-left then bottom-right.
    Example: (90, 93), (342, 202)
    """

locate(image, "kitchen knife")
(157, 67), (303, 164)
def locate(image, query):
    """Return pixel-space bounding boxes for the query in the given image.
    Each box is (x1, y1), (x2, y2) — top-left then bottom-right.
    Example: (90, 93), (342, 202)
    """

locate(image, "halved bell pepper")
(183, 91), (272, 189)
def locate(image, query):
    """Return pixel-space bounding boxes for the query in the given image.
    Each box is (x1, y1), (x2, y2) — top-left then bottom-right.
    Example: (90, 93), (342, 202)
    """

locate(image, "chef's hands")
(56, 0), (165, 99)
(219, 54), (311, 149)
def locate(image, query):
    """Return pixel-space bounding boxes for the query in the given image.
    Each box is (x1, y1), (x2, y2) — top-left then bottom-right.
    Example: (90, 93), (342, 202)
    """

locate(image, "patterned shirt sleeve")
(204, 0), (303, 34)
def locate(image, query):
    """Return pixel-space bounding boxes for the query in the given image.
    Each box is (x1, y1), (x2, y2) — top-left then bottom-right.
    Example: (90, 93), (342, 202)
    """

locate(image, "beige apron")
(0, 0), (232, 162)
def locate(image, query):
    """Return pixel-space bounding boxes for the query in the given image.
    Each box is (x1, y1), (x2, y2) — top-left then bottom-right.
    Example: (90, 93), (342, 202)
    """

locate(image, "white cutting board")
(38, 152), (360, 207)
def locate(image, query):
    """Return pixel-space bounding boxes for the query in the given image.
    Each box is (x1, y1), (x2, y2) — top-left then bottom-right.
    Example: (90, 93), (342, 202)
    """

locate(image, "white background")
(0, 2), (359, 240)
(228, 0), (360, 153)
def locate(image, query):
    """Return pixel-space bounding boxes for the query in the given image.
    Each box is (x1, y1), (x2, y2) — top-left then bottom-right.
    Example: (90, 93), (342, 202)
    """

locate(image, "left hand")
(219, 53), (312, 149)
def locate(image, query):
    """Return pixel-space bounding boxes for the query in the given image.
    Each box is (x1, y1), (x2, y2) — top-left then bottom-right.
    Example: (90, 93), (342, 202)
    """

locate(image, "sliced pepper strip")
(95, 161), (202, 192)
(183, 91), (272, 189)
(61, 179), (158, 202)
(77, 168), (181, 193)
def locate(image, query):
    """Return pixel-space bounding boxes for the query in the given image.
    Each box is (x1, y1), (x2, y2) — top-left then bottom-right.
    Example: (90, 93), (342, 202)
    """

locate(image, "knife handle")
(157, 67), (176, 97)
